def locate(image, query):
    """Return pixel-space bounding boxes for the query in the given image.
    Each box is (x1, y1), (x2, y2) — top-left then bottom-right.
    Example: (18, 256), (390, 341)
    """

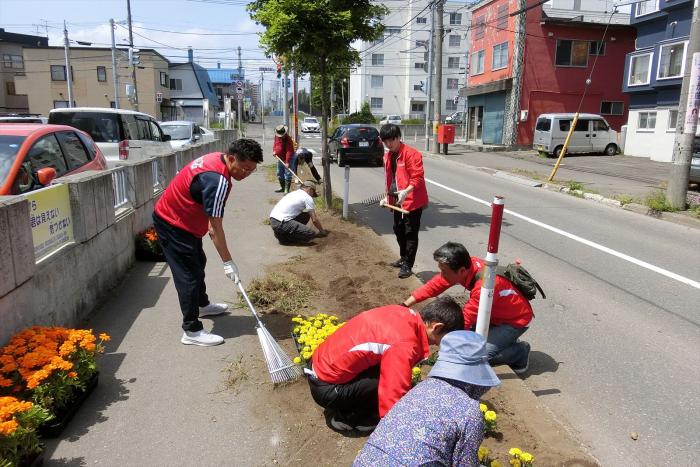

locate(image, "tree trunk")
(320, 58), (332, 207)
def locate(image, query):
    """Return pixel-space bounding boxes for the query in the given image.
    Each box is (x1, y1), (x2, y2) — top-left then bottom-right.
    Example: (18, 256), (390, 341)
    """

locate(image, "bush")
(644, 190), (680, 212)
(402, 118), (424, 125)
(341, 102), (377, 124)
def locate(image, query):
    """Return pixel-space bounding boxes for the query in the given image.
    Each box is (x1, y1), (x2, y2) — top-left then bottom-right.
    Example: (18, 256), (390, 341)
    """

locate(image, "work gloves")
(223, 260), (239, 283)
(396, 188), (410, 205)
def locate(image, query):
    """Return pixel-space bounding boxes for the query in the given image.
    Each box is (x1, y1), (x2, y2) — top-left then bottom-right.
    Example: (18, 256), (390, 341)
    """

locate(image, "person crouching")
(269, 181), (328, 245)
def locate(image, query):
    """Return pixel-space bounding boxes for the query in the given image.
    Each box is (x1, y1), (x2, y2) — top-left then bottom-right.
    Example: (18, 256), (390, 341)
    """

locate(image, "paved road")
(293, 132), (700, 466)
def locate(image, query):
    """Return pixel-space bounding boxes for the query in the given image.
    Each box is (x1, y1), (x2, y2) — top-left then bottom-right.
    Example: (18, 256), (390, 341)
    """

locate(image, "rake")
(237, 281), (302, 385)
(273, 154), (304, 185)
(360, 191), (409, 214)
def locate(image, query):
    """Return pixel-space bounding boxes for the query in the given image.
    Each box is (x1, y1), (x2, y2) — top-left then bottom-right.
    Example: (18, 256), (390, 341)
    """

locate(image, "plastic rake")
(237, 281), (302, 385)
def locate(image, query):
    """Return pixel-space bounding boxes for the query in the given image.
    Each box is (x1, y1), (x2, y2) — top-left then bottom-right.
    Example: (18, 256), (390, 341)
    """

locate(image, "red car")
(0, 124), (107, 195)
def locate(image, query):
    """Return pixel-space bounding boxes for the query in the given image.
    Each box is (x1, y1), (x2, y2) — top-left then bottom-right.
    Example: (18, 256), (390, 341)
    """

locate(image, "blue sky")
(0, 0), (280, 80)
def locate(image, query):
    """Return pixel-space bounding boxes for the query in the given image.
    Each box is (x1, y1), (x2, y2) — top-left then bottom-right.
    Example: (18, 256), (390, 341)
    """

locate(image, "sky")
(0, 0), (287, 85)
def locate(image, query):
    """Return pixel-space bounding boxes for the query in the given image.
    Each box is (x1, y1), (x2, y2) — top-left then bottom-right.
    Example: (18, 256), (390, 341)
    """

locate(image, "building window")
(96, 66), (107, 82)
(2, 54), (24, 69)
(449, 35), (461, 47)
(371, 75), (383, 88)
(51, 65), (66, 81)
(416, 40), (427, 48)
(53, 100), (70, 108)
(497, 5), (508, 29)
(628, 53), (652, 86)
(447, 78), (459, 89)
(413, 83), (423, 91)
(415, 62), (426, 70)
(169, 78), (183, 90)
(590, 41), (605, 56)
(6, 81), (16, 95)
(667, 110), (678, 130)
(411, 103), (425, 112)
(636, 0), (658, 16)
(386, 27), (401, 35)
(446, 99), (458, 111)
(447, 57), (460, 69)
(472, 50), (485, 74)
(600, 101), (624, 115)
(492, 42), (509, 70)
(555, 40), (588, 67)
(638, 111), (657, 130)
(160, 72), (168, 87)
(449, 12), (462, 25)
(371, 54), (384, 66)
(370, 97), (383, 110)
(474, 16), (485, 39)
(657, 41), (687, 80)
(416, 17), (427, 24)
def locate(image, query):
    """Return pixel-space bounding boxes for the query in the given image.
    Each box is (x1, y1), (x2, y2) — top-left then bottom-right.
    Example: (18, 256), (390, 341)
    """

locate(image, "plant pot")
(135, 249), (166, 262)
(39, 372), (99, 438)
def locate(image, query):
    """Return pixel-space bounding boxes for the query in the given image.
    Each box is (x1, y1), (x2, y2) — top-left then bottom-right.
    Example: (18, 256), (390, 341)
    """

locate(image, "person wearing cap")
(402, 242), (533, 374)
(307, 296), (464, 432)
(353, 330), (500, 466)
(379, 124), (429, 279)
(295, 147), (322, 183)
(273, 125), (297, 193)
(269, 181), (328, 244)
(153, 139), (263, 346)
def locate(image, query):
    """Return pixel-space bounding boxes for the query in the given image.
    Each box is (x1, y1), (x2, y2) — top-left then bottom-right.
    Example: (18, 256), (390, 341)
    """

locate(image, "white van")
(533, 113), (619, 157)
(49, 107), (173, 166)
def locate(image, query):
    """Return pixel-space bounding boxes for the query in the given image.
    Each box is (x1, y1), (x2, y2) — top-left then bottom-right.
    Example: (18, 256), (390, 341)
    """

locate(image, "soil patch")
(230, 211), (599, 466)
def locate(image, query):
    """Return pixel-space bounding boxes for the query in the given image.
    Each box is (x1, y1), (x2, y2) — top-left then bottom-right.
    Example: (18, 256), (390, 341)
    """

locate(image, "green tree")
(342, 101), (376, 124)
(248, 0), (387, 206)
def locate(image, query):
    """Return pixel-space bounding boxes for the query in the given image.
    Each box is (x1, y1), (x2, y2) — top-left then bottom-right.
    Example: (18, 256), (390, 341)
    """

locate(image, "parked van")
(533, 113), (619, 157)
(48, 107), (172, 166)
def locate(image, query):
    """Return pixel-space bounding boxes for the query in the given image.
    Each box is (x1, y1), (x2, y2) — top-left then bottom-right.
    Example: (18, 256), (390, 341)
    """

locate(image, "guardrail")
(151, 159), (162, 192)
(112, 167), (129, 209)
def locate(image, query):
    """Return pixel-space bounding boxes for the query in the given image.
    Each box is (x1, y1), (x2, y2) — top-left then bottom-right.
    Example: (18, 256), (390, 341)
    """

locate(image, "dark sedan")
(328, 124), (384, 167)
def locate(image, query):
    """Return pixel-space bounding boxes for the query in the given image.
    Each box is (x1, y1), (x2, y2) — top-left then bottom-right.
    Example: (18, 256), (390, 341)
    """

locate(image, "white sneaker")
(199, 302), (229, 317)
(181, 329), (224, 346)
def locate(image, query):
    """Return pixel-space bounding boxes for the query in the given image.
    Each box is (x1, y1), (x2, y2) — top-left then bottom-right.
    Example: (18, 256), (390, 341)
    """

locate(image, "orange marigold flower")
(82, 343), (96, 352)
(0, 377), (14, 388)
(0, 419), (19, 435)
(67, 371), (77, 378)
(98, 333), (111, 342)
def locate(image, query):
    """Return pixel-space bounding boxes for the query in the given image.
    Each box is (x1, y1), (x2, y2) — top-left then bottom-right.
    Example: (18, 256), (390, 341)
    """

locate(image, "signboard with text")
(26, 184), (74, 261)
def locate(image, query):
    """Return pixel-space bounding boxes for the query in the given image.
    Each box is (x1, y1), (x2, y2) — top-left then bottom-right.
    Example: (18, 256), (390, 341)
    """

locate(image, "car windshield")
(161, 125), (192, 140)
(0, 135), (26, 188)
(49, 112), (121, 143)
(304, 118), (318, 123)
(346, 127), (379, 139)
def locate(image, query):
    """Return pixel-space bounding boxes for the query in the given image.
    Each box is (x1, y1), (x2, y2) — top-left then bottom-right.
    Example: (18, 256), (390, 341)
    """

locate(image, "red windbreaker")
(383, 142), (429, 212)
(311, 305), (430, 417)
(411, 257), (533, 329)
(273, 134), (295, 164)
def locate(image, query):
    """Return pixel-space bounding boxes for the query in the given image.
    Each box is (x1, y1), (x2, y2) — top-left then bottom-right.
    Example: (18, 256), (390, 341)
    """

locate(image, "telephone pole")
(127, 0), (139, 110)
(110, 19), (119, 109)
(63, 21), (74, 107)
(432, 0), (445, 146)
(666, 4), (699, 209)
(330, 78), (335, 123)
(424, 1), (436, 151)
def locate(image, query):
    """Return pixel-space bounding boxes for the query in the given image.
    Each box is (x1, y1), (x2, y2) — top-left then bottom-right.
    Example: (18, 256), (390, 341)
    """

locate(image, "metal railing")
(112, 167), (129, 209)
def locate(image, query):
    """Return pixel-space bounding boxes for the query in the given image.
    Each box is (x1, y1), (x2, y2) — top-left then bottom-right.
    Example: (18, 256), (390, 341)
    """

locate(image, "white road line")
(426, 178), (700, 290)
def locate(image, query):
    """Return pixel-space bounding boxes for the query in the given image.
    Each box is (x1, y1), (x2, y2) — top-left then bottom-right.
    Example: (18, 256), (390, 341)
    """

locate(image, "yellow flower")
(484, 410), (497, 422)
(479, 403), (488, 413)
(508, 448), (522, 457)
(98, 333), (110, 342)
(293, 357), (301, 364)
(302, 351), (312, 360)
(478, 445), (489, 461)
(520, 453), (534, 463)
(411, 367), (421, 377)
(314, 320), (322, 328)
(509, 460), (521, 467)
(492, 461), (502, 467)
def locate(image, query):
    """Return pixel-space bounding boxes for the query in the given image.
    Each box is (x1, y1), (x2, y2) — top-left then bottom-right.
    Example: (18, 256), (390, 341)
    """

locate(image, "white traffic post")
(475, 196), (505, 339)
(342, 165), (350, 219)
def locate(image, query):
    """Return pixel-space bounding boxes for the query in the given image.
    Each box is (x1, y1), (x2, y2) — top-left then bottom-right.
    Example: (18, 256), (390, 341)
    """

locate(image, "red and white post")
(475, 196), (505, 339)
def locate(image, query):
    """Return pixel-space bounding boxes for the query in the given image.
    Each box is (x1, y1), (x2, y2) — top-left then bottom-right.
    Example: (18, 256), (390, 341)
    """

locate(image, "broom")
(237, 281), (302, 385)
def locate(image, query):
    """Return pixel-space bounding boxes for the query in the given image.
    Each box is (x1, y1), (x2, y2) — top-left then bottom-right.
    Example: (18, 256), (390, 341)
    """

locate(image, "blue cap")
(428, 331), (500, 387)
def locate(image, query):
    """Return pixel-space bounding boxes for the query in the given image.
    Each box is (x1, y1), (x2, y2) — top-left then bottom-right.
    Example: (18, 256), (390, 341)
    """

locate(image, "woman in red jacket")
(379, 124), (429, 279)
(273, 125), (296, 193)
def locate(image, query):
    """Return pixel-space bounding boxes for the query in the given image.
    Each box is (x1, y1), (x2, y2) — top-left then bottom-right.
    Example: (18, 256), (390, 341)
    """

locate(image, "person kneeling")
(306, 296), (464, 431)
(269, 181), (328, 245)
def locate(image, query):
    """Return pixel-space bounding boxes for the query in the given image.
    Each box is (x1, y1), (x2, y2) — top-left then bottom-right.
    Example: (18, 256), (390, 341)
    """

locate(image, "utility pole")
(293, 70), (299, 143)
(283, 71), (289, 128)
(260, 72), (265, 133)
(63, 21), (74, 107)
(110, 19), (119, 109)
(424, 1), (436, 151)
(432, 0), (445, 147)
(127, 0), (139, 110)
(330, 78), (335, 123)
(666, 4), (699, 209)
(504, 0), (527, 146)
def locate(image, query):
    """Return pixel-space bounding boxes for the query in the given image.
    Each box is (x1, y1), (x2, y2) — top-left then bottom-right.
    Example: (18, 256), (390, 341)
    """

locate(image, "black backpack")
(496, 263), (546, 300)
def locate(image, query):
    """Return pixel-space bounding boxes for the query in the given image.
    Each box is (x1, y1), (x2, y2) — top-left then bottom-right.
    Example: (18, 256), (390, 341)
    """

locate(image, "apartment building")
(622, 0), (695, 162)
(15, 46), (171, 119)
(348, 0), (470, 120)
(0, 28), (48, 114)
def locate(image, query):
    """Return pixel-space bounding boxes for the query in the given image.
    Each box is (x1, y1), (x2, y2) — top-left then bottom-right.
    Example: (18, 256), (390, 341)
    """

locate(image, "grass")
(689, 204), (700, 219)
(314, 192), (344, 214)
(644, 190), (680, 213)
(242, 271), (316, 315)
(614, 194), (636, 206)
(264, 163), (278, 183)
(223, 355), (249, 390)
(566, 181), (584, 192)
(262, 217), (271, 225)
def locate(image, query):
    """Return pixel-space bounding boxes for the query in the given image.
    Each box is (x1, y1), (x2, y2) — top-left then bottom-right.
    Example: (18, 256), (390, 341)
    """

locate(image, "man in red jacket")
(273, 125), (296, 193)
(402, 242), (532, 374)
(380, 124), (429, 279)
(153, 139), (263, 346)
(307, 296), (464, 432)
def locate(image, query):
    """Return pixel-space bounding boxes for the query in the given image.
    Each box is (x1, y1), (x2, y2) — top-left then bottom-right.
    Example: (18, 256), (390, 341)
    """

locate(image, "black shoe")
(274, 179), (285, 193)
(511, 341), (531, 375)
(389, 258), (405, 268)
(398, 264), (413, 279)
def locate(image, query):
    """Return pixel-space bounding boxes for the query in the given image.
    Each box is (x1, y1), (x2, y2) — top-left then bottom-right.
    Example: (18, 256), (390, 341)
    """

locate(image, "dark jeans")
(485, 324), (529, 367)
(307, 365), (380, 423)
(393, 208), (423, 268)
(153, 213), (209, 332)
(270, 212), (315, 244)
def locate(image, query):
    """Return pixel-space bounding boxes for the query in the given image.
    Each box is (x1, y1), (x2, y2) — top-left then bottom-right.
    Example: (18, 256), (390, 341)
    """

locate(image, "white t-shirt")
(269, 189), (315, 222)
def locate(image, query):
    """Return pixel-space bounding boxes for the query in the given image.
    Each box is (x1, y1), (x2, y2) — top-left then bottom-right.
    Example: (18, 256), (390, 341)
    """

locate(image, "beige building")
(15, 46), (172, 119)
(0, 28), (48, 114)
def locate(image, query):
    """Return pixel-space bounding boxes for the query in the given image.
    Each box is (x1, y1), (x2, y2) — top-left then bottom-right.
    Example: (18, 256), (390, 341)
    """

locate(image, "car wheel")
(553, 146), (564, 158)
(338, 151), (346, 167)
(604, 144), (617, 157)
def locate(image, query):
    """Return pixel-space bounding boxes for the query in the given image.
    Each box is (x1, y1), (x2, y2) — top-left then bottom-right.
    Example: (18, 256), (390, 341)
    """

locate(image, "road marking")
(426, 178), (700, 290)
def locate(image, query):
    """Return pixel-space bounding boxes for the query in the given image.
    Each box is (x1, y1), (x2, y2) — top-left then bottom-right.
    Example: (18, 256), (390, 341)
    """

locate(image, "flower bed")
(290, 313), (344, 365)
(0, 397), (49, 466)
(135, 227), (165, 262)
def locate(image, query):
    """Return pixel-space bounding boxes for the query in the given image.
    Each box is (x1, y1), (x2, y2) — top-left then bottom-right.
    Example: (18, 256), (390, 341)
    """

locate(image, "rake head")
(360, 191), (397, 206)
(256, 324), (303, 385)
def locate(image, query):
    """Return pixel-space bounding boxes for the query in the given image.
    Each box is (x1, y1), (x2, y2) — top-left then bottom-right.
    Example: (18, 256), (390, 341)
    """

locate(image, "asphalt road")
(289, 128), (700, 467)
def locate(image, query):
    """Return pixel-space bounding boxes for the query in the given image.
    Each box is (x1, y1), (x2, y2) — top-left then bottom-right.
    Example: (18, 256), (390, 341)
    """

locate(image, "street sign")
(156, 92), (163, 103)
(237, 93), (243, 101)
(235, 80), (244, 88)
(236, 86), (244, 94)
(258, 67), (275, 72)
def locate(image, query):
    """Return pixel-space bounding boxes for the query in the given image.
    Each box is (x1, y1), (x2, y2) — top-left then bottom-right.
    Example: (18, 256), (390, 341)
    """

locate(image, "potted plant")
(135, 227), (165, 261)
(0, 396), (50, 466)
